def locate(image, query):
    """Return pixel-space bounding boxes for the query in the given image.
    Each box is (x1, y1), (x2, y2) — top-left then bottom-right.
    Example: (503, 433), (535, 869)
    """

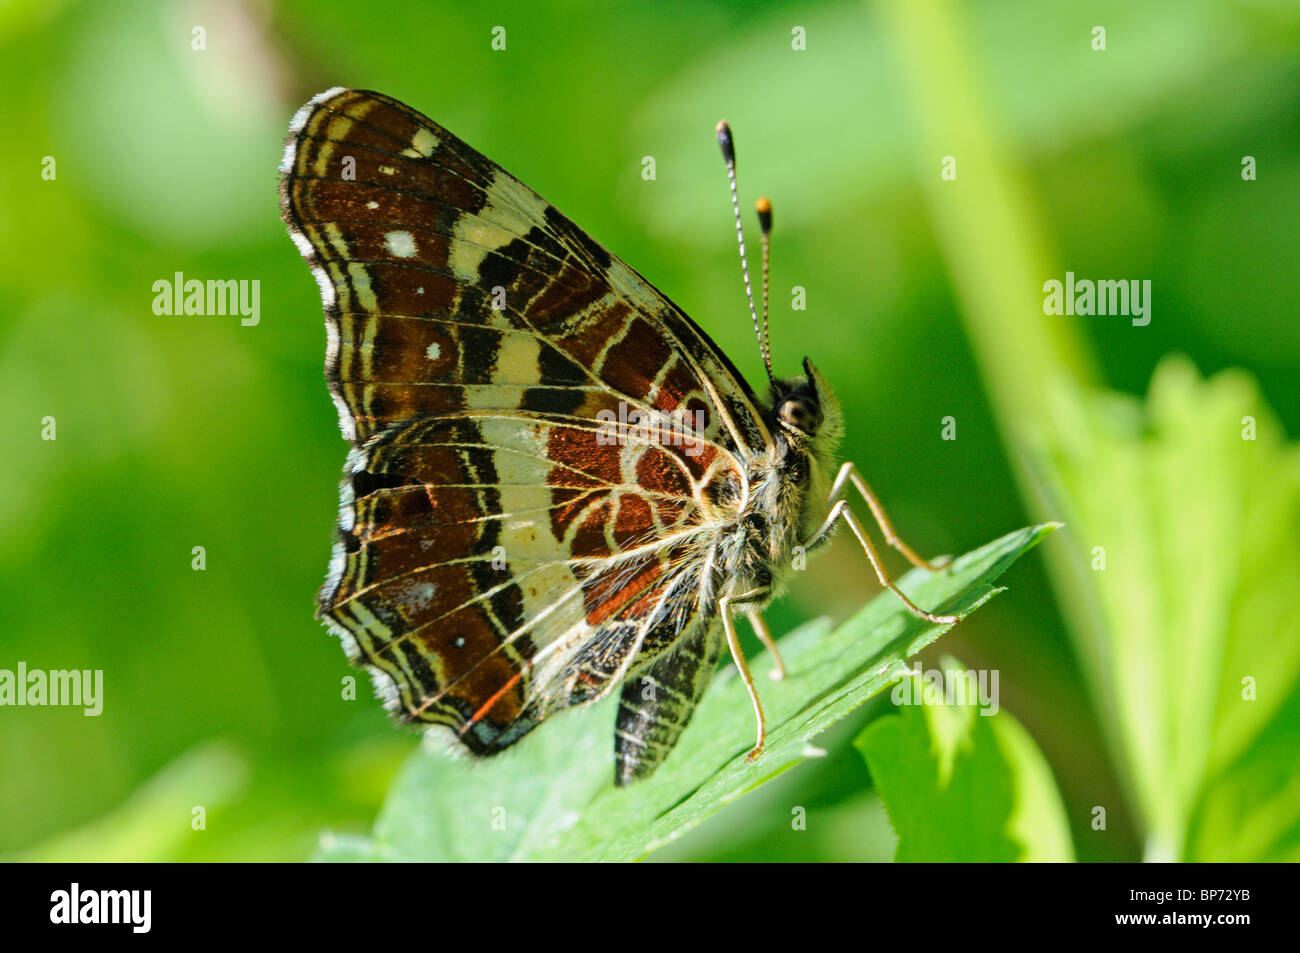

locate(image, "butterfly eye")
(779, 398), (818, 433)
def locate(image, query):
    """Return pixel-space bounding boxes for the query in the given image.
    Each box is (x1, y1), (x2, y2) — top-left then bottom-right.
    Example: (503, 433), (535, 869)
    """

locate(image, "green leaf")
(1032, 357), (1300, 860)
(855, 657), (1074, 862)
(315, 524), (1057, 862)
(6, 742), (248, 862)
(1188, 676), (1300, 862)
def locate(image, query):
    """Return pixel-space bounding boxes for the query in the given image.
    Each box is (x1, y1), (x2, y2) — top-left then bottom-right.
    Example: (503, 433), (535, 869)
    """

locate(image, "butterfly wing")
(614, 617), (724, 785)
(280, 87), (770, 452)
(280, 88), (764, 771)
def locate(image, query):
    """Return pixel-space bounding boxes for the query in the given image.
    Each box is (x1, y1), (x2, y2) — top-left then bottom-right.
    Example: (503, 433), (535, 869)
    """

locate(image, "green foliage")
(1032, 358), (1300, 861)
(6, 738), (412, 863)
(315, 525), (1055, 861)
(856, 657), (1073, 862)
(4, 0), (1299, 862)
(7, 743), (247, 863)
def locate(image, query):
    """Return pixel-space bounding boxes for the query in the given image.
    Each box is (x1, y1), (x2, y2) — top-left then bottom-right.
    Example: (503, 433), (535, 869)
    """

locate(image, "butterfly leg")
(720, 590), (770, 762)
(827, 462), (950, 572)
(746, 610), (786, 681)
(805, 500), (959, 625)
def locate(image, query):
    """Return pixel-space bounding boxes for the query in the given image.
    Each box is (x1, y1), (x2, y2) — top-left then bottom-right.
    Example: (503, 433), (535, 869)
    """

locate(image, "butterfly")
(279, 88), (956, 785)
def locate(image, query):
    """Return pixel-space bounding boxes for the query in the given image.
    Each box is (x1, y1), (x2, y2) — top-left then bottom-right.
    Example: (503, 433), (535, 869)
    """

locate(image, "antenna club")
(755, 196), (772, 233)
(716, 120), (735, 164)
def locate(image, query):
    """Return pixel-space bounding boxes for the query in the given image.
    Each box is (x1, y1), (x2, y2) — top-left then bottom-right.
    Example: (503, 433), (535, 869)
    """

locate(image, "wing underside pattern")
(280, 88), (766, 777)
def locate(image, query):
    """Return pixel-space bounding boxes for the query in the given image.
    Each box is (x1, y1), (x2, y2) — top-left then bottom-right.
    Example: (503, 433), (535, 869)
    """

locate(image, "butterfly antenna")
(716, 120), (774, 384)
(756, 196), (773, 375)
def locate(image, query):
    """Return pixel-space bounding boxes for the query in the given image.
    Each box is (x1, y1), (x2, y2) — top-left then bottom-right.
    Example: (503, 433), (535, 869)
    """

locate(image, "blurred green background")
(2, 0), (1298, 862)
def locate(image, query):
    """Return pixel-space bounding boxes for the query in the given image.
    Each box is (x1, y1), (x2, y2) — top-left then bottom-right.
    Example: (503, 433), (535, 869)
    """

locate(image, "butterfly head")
(769, 357), (843, 456)
(765, 358), (844, 541)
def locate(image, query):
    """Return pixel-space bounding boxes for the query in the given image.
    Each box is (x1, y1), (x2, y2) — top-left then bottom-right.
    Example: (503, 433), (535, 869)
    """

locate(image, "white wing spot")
(384, 230), (417, 258)
(426, 342), (441, 361)
(311, 267), (336, 308)
(378, 165), (396, 176)
(279, 138), (298, 174)
(289, 229), (313, 260)
(416, 286), (425, 295)
(366, 200), (379, 210)
(288, 86), (347, 134)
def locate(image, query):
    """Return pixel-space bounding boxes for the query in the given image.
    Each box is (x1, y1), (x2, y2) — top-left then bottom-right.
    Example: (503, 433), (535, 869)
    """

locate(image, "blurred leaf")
(315, 524), (1056, 862)
(1188, 677), (1300, 862)
(855, 656), (1074, 862)
(1033, 357), (1300, 860)
(7, 742), (248, 862)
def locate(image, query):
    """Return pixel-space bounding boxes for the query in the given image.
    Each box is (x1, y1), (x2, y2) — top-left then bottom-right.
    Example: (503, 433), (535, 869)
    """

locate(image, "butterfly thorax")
(716, 359), (844, 607)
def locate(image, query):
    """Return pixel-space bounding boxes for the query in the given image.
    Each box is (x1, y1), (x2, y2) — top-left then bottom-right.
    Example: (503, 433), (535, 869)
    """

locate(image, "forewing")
(279, 87), (769, 453)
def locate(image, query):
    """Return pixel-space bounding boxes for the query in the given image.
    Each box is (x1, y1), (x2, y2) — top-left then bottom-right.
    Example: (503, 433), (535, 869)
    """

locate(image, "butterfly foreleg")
(826, 462), (950, 572)
(804, 500), (958, 626)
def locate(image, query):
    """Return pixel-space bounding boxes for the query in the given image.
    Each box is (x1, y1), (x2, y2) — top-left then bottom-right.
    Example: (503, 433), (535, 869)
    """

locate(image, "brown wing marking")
(320, 410), (730, 752)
